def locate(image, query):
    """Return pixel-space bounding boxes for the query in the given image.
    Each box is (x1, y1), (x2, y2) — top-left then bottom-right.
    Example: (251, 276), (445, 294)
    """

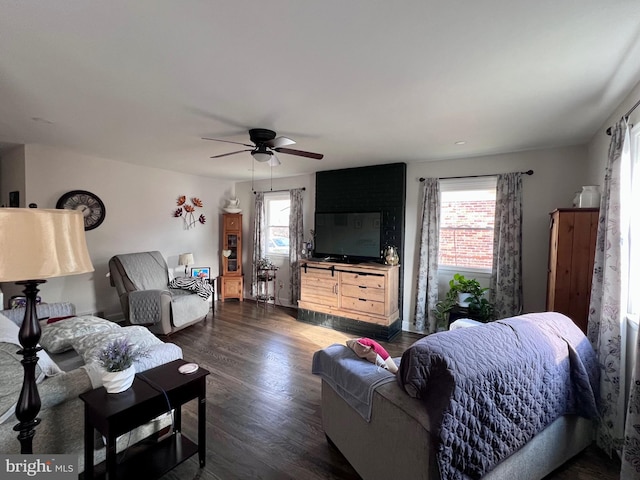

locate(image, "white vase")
(457, 292), (472, 308)
(579, 186), (600, 208)
(102, 365), (135, 393)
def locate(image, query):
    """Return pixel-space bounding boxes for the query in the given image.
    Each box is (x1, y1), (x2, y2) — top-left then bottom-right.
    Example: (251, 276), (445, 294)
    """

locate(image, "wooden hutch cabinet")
(546, 208), (599, 332)
(219, 213), (243, 301)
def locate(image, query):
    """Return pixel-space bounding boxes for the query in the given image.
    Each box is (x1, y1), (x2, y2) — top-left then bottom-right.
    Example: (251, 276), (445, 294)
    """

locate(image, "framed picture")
(190, 267), (211, 280)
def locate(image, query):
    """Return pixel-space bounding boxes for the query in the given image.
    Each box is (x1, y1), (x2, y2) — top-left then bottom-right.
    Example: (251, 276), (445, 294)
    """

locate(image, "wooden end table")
(80, 359), (209, 480)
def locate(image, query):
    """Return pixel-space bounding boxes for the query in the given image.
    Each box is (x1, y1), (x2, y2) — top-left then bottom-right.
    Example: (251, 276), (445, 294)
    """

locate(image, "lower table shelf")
(80, 433), (198, 480)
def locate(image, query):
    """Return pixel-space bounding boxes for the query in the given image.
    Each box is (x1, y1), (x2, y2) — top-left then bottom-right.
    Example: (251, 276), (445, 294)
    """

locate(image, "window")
(265, 193), (290, 256)
(438, 177), (497, 272)
(624, 123), (640, 319)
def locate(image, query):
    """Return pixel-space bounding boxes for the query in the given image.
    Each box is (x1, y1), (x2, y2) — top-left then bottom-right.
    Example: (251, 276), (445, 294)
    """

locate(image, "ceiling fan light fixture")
(252, 150), (272, 163)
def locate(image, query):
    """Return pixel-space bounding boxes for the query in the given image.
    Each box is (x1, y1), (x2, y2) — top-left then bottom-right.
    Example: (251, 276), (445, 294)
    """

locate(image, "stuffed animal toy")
(346, 337), (398, 373)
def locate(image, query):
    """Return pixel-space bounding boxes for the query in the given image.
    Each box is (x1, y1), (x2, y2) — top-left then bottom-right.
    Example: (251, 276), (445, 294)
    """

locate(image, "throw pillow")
(70, 325), (162, 367)
(46, 315), (75, 324)
(168, 277), (213, 300)
(39, 316), (121, 354)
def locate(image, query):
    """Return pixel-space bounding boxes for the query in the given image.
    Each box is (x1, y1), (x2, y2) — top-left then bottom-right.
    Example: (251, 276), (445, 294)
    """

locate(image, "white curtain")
(414, 178), (440, 332)
(251, 192), (265, 297)
(489, 172), (523, 319)
(620, 121), (640, 479)
(289, 188), (304, 305)
(587, 120), (630, 459)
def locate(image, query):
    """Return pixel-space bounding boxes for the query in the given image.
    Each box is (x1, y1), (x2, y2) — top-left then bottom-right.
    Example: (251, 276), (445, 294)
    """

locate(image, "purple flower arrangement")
(97, 338), (147, 372)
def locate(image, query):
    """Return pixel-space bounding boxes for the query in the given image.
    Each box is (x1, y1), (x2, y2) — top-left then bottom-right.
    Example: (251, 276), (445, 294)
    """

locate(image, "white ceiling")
(1, 1), (640, 181)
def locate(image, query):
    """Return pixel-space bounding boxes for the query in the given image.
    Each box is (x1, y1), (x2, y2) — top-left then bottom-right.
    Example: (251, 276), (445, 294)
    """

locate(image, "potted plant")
(433, 273), (494, 326)
(433, 288), (458, 330)
(449, 273), (487, 308)
(96, 338), (147, 393)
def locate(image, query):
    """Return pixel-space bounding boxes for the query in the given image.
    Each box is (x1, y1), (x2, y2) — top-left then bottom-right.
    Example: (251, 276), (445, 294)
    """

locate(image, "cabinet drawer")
(341, 296), (385, 315)
(340, 272), (385, 289)
(224, 214), (241, 231)
(341, 284), (385, 302)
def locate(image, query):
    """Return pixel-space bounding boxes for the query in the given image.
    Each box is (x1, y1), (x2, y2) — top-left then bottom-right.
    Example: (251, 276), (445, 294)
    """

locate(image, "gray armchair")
(109, 251), (209, 335)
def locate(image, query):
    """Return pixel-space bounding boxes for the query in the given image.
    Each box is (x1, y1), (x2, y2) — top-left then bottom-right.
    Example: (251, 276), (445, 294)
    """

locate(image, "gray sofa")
(314, 313), (597, 480)
(109, 250), (210, 335)
(0, 303), (181, 472)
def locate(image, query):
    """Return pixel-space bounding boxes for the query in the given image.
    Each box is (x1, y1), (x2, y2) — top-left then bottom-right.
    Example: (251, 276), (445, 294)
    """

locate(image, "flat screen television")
(313, 212), (382, 263)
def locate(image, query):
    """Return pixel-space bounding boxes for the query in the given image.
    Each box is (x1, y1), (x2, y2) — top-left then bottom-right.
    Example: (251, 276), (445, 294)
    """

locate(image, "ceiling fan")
(202, 128), (323, 166)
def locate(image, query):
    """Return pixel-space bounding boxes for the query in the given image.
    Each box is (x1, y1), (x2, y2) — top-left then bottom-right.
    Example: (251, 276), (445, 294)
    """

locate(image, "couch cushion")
(0, 313), (63, 424)
(0, 302), (76, 327)
(39, 316), (121, 354)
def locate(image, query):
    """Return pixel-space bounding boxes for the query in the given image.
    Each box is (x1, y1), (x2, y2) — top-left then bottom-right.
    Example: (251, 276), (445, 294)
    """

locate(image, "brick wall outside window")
(439, 199), (495, 269)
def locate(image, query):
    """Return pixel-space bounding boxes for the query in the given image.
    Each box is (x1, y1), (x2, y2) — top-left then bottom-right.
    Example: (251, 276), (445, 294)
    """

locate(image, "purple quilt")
(397, 312), (599, 480)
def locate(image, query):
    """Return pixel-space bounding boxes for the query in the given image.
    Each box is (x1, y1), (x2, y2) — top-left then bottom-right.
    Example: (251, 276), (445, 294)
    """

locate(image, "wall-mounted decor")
(56, 190), (106, 231)
(174, 196), (206, 229)
(190, 267), (210, 280)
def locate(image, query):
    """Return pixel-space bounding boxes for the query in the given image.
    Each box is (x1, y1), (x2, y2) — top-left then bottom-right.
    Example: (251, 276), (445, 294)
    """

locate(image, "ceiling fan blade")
(210, 149), (252, 159)
(274, 147), (323, 160)
(266, 136), (296, 148)
(202, 137), (254, 147)
(267, 153), (281, 167)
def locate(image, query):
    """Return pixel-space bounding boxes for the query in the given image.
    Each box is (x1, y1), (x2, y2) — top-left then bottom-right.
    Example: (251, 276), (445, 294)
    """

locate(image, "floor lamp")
(0, 208), (94, 453)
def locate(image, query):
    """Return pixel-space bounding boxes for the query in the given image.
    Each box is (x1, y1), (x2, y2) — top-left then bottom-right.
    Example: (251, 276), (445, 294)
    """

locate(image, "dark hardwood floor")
(158, 301), (620, 480)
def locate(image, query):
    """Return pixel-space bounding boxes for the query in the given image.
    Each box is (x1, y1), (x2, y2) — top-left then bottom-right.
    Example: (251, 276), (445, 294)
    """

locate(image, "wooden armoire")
(546, 208), (599, 332)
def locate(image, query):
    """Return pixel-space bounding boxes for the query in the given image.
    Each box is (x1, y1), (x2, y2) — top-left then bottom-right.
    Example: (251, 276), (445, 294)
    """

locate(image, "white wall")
(1, 144), (234, 317)
(404, 145), (589, 328)
(0, 145), (26, 207)
(235, 172), (315, 306)
(586, 78), (640, 185)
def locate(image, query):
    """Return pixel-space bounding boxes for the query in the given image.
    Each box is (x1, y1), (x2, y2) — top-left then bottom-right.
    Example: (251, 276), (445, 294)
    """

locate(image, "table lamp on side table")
(0, 209), (94, 453)
(179, 252), (194, 276)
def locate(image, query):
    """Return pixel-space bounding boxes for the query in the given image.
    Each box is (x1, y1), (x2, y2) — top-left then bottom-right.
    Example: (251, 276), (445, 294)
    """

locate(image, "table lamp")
(0, 208), (94, 453)
(178, 253), (194, 276)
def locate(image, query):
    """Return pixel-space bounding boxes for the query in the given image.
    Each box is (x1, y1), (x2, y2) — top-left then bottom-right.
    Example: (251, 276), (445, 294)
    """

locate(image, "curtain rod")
(419, 169), (534, 182)
(253, 187), (305, 194)
(606, 97), (640, 135)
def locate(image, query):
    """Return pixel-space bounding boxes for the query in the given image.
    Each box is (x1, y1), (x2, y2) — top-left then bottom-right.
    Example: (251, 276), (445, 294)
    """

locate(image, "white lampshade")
(0, 209), (94, 282)
(178, 253), (194, 266)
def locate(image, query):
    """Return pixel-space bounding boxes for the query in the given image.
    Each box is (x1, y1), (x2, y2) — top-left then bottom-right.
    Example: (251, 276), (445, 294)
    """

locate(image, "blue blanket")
(397, 312), (599, 480)
(312, 344), (398, 421)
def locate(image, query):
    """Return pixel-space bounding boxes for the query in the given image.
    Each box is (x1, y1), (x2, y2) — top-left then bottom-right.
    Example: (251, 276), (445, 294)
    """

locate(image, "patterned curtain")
(289, 188), (304, 305)
(251, 192), (265, 297)
(489, 172), (523, 319)
(414, 178), (440, 332)
(588, 120), (629, 460)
